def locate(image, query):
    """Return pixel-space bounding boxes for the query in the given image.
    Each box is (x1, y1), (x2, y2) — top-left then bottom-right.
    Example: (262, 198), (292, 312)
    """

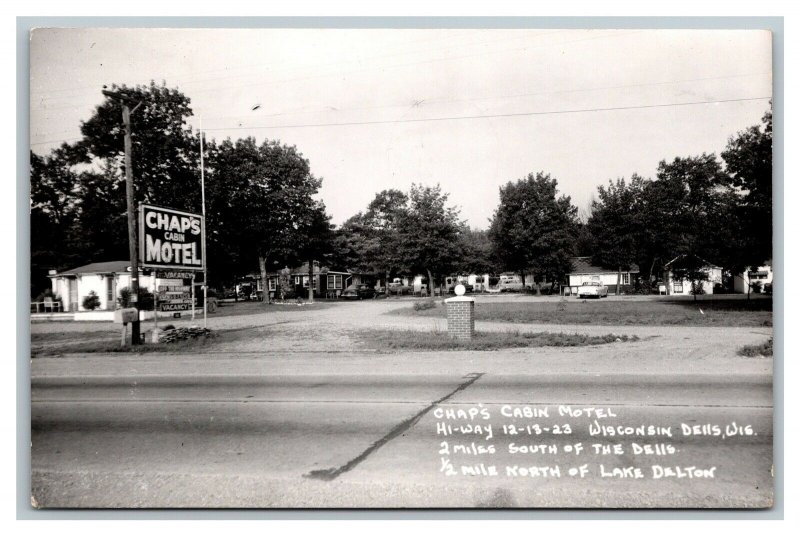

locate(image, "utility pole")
(103, 90), (143, 344)
(198, 118), (208, 329)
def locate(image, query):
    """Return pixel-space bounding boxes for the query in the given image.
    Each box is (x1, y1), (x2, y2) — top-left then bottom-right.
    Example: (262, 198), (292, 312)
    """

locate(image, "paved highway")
(30, 349), (773, 508)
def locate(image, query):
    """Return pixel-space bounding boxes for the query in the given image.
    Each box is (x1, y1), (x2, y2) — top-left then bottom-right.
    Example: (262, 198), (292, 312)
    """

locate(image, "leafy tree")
(30, 148), (81, 296)
(77, 82), (201, 211)
(586, 175), (647, 293)
(207, 136), (325, 300)
(330, 212), (379, 274)
(636, 154), (732, 281)
(296, 202), (335, 301)
(457, 227), (497, 275)
(364, 189), (410, 285)
(395, 184), (463, 295)
(489, 172), (579, 291)
(721, 108), (773, 271)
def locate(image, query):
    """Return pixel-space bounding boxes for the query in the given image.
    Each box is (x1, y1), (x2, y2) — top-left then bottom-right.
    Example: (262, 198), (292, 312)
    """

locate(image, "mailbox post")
(114, 307), (139, 347)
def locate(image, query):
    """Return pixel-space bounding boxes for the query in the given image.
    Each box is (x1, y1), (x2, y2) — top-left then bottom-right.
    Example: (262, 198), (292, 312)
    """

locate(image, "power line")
(197, 71), (770, 124)
(200, 96), (771, 133)
(30, 96), (771, 150)
(30, 137), (82, 147)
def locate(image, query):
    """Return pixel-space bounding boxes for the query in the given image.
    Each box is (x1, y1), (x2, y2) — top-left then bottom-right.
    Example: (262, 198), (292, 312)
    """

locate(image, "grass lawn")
(358, 329), (639, 351)
(394, 297), (772, 327)
(30, 329), (115, 343)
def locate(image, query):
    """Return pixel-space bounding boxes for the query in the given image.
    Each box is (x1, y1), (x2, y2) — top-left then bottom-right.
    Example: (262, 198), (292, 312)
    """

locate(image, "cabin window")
(674, 283), (684, 293)
(294, 276), (301, 286)
(748, 271), (768, 280)
(328, 274), (343, 289)
(268, 277), (277, 291)
(621, 273), (630, 285)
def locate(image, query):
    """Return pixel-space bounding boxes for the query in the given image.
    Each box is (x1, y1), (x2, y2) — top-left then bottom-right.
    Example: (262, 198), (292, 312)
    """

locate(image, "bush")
(413, 299), (437, 311)
(81, 291), (101, 311)
(750, 281), (763, 294)
(117, 286), (154, 310)
(690, 281), (706, 295)
(737, 338), (773, 357)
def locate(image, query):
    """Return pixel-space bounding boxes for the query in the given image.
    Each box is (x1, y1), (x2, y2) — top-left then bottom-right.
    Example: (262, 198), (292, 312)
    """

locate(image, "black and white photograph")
(27, 26), (775, 509)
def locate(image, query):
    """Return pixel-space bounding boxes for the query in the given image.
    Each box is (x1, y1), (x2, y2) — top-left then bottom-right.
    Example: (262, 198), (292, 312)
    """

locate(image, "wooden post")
(122, 104), (141, 344)
(102, 91), (144, 344)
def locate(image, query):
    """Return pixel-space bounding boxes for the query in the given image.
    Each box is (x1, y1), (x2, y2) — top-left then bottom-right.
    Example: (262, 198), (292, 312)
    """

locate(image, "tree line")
(30, 82), (771, 298)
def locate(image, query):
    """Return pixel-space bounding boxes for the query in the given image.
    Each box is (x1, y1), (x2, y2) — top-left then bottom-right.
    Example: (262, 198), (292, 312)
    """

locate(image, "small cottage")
(733, 263), (773, 294)
(663, 255), (722, 296)
(264, 262), (368, 300)
(565, 257), (639, 295)
(48, 260), (156, 312)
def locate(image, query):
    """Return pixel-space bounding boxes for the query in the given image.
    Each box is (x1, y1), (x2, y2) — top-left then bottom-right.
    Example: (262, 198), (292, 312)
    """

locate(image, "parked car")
(340, 284), (377, 300)
(387, 280), (411, 295)
(577, 281), (608, 299)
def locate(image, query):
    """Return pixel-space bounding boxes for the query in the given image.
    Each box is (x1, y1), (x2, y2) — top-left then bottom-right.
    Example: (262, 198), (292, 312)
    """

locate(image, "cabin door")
(68, 278), (78, 311)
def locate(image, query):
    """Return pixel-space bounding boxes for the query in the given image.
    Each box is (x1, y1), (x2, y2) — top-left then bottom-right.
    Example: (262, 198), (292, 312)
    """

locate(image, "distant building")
(565, 257), (639, 294)
(663, 255), (722, 296)
(733, 262), (773, 294)
(263, 262), (370, 299)
(48, 261), (156, 312)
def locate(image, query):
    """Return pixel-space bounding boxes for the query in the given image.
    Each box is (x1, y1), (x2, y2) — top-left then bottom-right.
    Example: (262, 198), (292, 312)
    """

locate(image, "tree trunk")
(520, 271), (526, 288)
(308, 259), (314, 303)
(426, 268), (434, 297)
(258, 255), (268, 304)
(617, 266), (622, 296)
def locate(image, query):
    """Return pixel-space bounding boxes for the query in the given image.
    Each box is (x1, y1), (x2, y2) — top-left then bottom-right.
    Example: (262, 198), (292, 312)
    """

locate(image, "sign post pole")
(191, 273), (196, 321)
(153, 273), (158, 340)
(102, 89), (143, 344)
(199, 122), (208, 329)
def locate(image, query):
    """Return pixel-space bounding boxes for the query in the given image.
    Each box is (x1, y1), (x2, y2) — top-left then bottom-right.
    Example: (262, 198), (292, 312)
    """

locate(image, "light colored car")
(577, 281), (608, 299)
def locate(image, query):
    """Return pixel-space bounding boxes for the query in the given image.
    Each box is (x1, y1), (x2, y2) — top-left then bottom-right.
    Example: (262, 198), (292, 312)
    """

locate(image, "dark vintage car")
(340, 284), (377, 300)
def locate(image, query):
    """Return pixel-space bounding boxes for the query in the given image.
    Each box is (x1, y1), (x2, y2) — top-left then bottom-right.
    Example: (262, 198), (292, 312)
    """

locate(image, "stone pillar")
(445, 285), (475, 340)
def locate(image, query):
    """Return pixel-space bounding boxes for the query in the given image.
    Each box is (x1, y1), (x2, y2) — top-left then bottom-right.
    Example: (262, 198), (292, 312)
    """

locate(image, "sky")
(29, 28), (772, 229)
